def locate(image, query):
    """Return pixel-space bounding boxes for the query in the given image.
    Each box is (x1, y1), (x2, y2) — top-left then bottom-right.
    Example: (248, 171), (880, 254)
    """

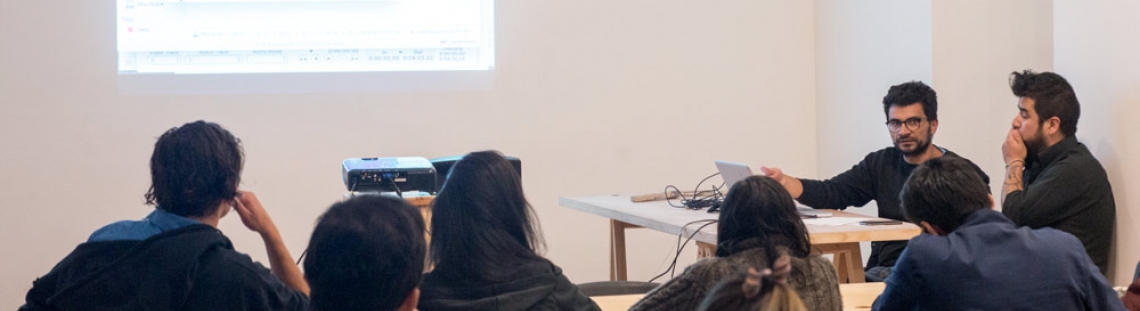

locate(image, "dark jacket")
(418, 258), (599, 311)
(21, 224), (308, 311)
(872, 209), (1123, 311)
(629, 247), (841, 311)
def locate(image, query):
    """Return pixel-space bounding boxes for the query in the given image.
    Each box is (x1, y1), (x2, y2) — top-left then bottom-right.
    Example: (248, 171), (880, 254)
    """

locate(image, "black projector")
(342, 157), (437, 193)
(430, 155), (521, 192)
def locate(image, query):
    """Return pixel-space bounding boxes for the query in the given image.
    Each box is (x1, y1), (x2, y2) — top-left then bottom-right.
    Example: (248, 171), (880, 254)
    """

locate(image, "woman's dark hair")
(697, 265), (807, 311)
(1009, 70), (1080, 137)
(882, 81), (938, 121)
(900, 157), (990, 233)
(715, 175), (811, 261)
(144, 121), (243, 217)
(304, 195), (426, 311)
(429, 150), (544, 282)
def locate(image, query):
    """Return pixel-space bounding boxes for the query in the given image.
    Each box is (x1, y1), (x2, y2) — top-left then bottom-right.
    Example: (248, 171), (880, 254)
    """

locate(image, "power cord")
(385, 174), (403, 198)
(665, 172), (725, 211)
(648, 219), (718, 283)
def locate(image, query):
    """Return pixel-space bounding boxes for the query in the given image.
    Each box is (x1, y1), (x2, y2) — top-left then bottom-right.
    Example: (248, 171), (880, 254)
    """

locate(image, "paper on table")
(802, 217), (865, 226)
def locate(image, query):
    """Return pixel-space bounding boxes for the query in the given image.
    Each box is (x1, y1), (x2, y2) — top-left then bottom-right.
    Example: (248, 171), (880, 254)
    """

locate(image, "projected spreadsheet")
(117, 0), (495, 74)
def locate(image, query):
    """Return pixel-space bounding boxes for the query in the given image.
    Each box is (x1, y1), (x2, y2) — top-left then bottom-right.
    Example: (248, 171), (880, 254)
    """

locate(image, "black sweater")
(21, 225), (308, 311)
(797, 147), (990, 268)
(1002, 136), (1115, 274)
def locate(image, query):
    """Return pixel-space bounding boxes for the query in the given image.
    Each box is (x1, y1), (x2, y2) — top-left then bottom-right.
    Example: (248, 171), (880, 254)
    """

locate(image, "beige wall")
(2, 0), (1136, 307)
(814, 0), (933, 262)
(1054, 0), (1140, 285)
(0, 0), (819, 306)
(932, 0), (1053, 198)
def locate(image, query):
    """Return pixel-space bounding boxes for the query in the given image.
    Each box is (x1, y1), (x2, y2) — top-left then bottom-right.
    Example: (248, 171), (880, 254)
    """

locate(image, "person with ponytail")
(697, 254), (808, 311)
(630, 175), (841, 311)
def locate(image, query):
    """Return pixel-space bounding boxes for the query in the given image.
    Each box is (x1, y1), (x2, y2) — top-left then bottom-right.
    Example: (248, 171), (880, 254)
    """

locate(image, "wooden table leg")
(814, 242), (866, 283)
(839, 242), (865, 283)
(610, 219), (628, 281)
(696, 241), (716, 259)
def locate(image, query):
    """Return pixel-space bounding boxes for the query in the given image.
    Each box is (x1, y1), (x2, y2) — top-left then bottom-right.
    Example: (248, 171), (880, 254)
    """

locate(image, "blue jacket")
(872, 209), (1124, 311)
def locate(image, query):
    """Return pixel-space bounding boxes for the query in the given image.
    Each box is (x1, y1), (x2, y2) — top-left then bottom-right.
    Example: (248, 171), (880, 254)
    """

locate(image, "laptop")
(714, 160), (832, 218)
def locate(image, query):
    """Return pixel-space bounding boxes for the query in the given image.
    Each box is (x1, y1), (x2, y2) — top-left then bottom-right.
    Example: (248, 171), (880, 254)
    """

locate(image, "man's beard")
(1023, 127), (1046, 156)
(895, 135), (931, 156)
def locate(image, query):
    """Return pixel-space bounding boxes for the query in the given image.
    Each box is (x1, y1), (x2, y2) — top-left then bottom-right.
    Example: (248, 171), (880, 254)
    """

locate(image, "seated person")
(630, 176), (841, 311)
(698, 255), (808, 311)
(762, 81), (990, 282)
(417, 151), (600, 311)
(303, 195), (426, 311)
(21, 121), (308, 311)
(872, 157), (1123, 311)
(1000, 70), (1115, 275)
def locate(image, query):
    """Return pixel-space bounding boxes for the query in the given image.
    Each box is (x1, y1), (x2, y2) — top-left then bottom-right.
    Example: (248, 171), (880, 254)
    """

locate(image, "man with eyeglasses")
(762, 81), (989, 282)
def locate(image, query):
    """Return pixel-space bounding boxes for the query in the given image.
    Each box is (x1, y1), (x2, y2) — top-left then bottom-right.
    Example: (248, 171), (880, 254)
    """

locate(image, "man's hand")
(1001, 130), (1027, 204)
(1002, 129), (1027, 165)
(233, 191), (279, 237)
(759, 166), (804, 199)
(232, 190), (309, 296)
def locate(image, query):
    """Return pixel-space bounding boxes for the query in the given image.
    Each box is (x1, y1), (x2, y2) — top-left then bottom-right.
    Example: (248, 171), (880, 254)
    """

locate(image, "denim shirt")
(88, 209), (203, 242)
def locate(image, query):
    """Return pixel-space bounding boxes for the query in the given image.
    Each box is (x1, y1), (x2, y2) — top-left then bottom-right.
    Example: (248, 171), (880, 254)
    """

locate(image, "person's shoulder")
(866, 147), (899, 159)
(1025, 227), (1085, 250)
(194, 243), (287, 292)
(1057, 142), (1110, 174)
(900, 234), (950, 260)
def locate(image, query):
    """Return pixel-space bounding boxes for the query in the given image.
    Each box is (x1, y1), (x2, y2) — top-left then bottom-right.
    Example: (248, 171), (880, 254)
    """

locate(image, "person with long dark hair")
(417, 150), (600, 311)
(697, 256), (808, 311)
(630, 175), (841, 311)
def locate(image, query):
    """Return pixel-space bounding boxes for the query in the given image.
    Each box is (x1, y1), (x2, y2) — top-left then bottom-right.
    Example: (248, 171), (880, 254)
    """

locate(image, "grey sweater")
(629, 247), (841, 311)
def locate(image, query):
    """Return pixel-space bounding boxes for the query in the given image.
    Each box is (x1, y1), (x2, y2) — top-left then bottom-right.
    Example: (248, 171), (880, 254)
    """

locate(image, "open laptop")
(714, 160), (832, 218)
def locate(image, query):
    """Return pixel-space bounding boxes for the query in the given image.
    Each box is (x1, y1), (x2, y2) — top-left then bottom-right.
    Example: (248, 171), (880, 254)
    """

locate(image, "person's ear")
(1044, 117), (1062, 135)
(398, 288), (420, 311)
(987, 194), (995, 210)
(920, 221), (946, 236)
(929, 119), (939, 135)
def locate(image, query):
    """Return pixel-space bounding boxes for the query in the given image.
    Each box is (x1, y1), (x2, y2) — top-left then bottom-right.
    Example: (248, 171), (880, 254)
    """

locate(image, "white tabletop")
(560, 194), (921, 244)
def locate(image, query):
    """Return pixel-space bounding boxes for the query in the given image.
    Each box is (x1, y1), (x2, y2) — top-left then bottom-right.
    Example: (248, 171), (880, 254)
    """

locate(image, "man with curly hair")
(21, 121), (309, 311)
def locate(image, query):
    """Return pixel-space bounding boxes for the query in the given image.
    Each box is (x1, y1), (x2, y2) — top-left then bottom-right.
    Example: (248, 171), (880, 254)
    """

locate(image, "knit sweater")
(629, 247), (841, 311)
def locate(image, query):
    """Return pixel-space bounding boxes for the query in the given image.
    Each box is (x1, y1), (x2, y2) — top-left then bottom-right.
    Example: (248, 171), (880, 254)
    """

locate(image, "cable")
(648, 219), (718, 283)
(664, 172), (725, 210)
(385, 174), (403, 198)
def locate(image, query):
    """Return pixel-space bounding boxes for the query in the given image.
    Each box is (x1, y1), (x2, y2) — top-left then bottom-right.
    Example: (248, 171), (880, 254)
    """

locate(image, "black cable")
(664, 172), (724, 210)
(386, 175), (403, 198)
(648, 219), (718, 283)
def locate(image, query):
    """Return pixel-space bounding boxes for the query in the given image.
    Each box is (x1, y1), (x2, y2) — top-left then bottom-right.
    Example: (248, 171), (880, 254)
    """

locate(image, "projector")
(342, 157), (437, 193)
(430, 155), (521, 192)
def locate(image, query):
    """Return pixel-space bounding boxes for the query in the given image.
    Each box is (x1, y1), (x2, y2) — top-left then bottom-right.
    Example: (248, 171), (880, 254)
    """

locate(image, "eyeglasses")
(885, 117), (926, 132)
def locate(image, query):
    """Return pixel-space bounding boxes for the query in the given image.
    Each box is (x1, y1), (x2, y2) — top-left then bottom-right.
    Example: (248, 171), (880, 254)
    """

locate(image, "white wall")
(0, 0), (819, 306)
(814, 0), (933, 262)
(1054, 0), (1140, 285)
(931, 1), (1053, 201)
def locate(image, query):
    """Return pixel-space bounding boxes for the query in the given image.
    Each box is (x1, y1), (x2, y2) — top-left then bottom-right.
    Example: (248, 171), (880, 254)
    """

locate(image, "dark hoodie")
(21, 224), (308, 311)
(418, 258), (599, 311)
